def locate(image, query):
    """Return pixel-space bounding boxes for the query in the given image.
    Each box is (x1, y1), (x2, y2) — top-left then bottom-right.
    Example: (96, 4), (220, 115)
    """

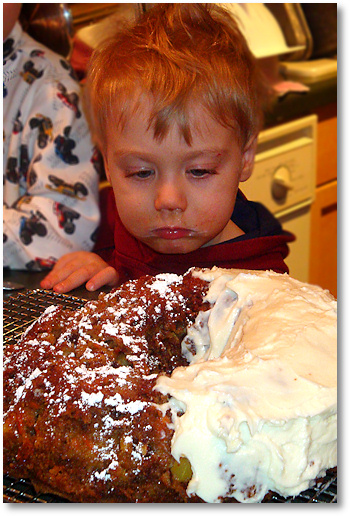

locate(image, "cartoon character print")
(20, 60), (44, 85)
(56, 82), (81, 118)
(3, 38), (15, 60)
(19, 144), (30, 178)
(5, 146), (30, 184)
(59, 59), (78, 81)
(14, 194), (32, 208)
(13, 110), (23, 134)
(19, 209), (47, 245)
(54, 126), (80, 164)
(24, 155), (42, 188)
(27, 168), (37, 188)
(4, 26), (100, 270)
(53, 202), (80, 234)
(4, 39), (22, 97)
(6, 156), (19, 184)
(46, 173), (88, 199)
(30, 49), (45, 59)
(29, 113), (54, 148)
(26, 256), (57, 271)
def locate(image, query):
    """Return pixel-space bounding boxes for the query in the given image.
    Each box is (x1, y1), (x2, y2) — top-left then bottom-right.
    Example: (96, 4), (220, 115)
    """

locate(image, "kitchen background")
(32, 3), (337, 297)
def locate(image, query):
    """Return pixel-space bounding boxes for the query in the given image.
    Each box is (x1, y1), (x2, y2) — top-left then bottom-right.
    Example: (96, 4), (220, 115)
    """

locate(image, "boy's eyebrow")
(183, 149), (229, 160)
(112, 148), (229, 161)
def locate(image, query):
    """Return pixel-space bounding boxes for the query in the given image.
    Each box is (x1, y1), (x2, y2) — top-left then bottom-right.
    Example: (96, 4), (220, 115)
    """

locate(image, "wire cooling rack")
(3, 288), (85, 346)
(3, 470), (337, 503)
(3, 290), (337, 503)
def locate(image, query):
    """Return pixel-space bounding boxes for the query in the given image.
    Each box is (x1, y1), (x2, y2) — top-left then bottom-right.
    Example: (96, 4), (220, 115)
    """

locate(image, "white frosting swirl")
(156, 268), (337, 503)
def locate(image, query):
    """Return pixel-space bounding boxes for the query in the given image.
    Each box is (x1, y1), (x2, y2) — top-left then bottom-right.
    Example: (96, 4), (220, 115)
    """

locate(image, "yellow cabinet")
(309, 180), (337, 297)
(309, 104), (337, 297)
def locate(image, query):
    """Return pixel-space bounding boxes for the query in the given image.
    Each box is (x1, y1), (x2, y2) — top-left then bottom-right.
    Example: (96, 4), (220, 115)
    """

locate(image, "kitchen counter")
(3, 268), (111, 302)
(264, 75), (337, 128)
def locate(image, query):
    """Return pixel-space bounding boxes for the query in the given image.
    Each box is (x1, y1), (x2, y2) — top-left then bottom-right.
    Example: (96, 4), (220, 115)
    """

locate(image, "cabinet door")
(309, 180), (337, 297)
(316, 112), (337, 186)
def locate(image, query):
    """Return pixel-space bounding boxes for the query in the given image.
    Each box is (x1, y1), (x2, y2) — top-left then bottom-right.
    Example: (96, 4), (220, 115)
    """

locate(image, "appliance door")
(278, 202), (312, 282)
(240, 115), (317, 283)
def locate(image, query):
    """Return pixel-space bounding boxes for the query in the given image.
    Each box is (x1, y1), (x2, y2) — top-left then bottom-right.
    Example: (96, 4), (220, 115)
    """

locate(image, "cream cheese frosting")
(156, 268), (337, 503)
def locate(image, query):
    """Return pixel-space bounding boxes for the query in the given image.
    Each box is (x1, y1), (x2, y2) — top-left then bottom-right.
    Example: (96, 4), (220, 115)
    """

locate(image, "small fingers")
(52, 262), (107, 293)
(40, 252), (90, 289)
(41, 264), (77, 290)
(40, 252), (117, 294)
(86, 267), (120, 291)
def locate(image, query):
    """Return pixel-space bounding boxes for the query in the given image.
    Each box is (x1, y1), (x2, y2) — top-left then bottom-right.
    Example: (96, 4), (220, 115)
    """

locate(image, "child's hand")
(40, 251), (119, 294)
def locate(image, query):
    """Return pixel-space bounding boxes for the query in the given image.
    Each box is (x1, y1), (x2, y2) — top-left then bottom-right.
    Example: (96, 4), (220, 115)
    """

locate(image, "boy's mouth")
(152, 227), (194, 240)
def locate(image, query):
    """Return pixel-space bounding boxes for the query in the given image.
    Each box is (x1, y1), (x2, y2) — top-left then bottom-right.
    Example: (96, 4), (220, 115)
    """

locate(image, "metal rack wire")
(266, 469), (337, 503)
(3, 290), (337, 503)
(3, 288), (85, 346)
(3, 476), (71, 503)
(3, 470), (337, 503)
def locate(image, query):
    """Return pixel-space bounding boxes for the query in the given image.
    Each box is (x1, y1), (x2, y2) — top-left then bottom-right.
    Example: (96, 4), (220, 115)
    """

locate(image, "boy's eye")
(188, 168), (215, 178)
(129, 169), (154, 179)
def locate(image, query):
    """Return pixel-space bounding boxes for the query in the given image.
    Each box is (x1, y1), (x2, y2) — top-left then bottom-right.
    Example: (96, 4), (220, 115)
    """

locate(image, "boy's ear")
(102, 155), (112, 184)
(240, 135), (258, 182)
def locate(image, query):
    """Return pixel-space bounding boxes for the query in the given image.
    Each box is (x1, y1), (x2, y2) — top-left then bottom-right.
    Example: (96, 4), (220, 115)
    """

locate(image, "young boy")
(41, 3), (294, 294)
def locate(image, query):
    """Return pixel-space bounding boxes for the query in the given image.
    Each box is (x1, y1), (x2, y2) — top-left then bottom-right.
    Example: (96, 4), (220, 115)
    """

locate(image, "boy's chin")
(144, 239), (203, 255)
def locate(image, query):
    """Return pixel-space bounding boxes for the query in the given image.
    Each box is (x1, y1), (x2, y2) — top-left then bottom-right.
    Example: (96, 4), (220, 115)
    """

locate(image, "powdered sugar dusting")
(147, 273), (182, 295)
(3, 271), (210, 500)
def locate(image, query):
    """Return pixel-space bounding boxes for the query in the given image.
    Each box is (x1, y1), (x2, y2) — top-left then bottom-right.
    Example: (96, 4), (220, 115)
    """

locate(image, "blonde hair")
(85, 3), (269, 150)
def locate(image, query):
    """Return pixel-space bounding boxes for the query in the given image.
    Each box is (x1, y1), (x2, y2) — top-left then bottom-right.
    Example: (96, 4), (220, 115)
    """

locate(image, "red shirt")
(94, 187), (295, 283)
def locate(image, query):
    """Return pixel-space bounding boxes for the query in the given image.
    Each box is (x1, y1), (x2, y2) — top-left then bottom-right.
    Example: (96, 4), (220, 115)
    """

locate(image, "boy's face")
(103, 101), (256, 254)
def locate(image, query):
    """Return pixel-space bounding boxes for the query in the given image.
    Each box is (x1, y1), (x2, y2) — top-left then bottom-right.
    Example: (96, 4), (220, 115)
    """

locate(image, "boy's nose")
(154, 181), (187, 212)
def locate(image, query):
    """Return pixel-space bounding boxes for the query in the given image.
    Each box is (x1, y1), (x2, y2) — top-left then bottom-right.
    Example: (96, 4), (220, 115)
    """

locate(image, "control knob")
(271, 166), (293, 201)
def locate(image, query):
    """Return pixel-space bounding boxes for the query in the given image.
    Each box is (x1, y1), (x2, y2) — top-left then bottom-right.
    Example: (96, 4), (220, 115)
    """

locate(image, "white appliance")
(240, 115), (317, 283)
(220, 3), (304, 59)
